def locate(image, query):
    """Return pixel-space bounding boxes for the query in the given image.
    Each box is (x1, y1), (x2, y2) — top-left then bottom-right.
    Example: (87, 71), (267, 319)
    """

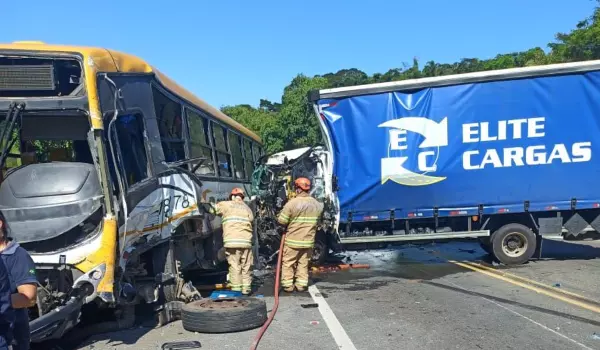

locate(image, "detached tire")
(182, 298), (267, 333)
(491, 223), (537, 265)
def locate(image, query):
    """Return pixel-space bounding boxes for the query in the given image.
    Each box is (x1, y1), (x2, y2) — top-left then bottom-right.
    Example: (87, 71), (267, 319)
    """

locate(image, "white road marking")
(485, 298), (593, 350)
(440, 277), (593, 350)
(308, 285), (358, 350)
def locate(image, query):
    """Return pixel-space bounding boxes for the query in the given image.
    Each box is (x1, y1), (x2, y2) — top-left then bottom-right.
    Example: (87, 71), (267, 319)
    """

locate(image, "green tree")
(548, 7), (600, 62)
(221, 104), (284, 153)
(278, 74), (329, 150)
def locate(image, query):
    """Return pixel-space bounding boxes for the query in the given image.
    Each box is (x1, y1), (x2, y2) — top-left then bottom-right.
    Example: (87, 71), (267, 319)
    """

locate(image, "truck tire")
(491, 223), (536, 265)
(182, 297), (267, 333)
(311, 235), (328, 266)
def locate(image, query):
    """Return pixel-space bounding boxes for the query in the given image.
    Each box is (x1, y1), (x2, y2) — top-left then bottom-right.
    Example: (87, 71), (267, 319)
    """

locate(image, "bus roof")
(0, 41), (262, 143)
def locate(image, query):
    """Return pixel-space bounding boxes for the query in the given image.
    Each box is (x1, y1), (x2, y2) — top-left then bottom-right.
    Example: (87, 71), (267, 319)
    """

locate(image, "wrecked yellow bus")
(0, 41), (263, 341)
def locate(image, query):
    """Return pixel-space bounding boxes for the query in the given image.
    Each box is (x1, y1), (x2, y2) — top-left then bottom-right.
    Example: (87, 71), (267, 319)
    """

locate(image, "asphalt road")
(76, 237), (600, 350)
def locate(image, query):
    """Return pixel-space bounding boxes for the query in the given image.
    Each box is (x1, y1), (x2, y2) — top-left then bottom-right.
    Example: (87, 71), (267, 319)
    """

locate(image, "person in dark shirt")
(0, 251), (14, 349)
(0, 211), (36, 350)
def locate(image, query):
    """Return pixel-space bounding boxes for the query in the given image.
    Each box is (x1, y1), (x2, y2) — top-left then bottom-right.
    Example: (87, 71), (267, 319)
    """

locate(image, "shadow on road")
(539, 237), (600, 261)
(424, 280), (600, 327)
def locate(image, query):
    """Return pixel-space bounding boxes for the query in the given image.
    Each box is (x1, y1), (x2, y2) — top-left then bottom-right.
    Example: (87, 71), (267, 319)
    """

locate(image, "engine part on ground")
(249, 232), (285, 350)
(156, 301), (185, 327)
(181, 297), (267, 334)
(162, 340), (202, 349)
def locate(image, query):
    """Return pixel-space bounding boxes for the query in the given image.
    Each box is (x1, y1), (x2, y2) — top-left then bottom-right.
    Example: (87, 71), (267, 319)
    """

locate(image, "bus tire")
(491, 223), (536, 265)
(182, 297), (267, 333)
(152, 241), (180, 303)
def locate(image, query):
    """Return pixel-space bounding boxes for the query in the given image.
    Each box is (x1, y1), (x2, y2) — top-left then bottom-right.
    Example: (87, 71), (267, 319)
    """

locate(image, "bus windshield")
(0, 110), (93, 179)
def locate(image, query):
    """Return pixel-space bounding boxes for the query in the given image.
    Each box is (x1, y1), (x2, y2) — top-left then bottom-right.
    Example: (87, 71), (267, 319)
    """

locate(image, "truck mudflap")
(29, 296), (84, 343)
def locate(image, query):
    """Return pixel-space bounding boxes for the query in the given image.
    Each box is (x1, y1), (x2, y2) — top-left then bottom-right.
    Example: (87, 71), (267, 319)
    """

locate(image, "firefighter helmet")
(230, 187), (245, 199)
(294, 177), (311, 191)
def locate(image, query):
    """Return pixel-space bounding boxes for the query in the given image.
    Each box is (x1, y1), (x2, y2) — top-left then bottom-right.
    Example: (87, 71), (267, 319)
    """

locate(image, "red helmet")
(294, 177), (311, 191)
(230, 188), (245, 198)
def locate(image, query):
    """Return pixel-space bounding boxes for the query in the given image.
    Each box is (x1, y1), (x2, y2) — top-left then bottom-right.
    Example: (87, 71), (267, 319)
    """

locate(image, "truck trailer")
(273, 60), (600, 266)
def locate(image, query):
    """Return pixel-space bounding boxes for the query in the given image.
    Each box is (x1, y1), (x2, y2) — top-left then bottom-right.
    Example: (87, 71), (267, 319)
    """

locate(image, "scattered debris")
(301, 303), (319, 309)
(195, 283), (229, 291)
(311, 263), (370, 273)
(156, 301), (185, 327)
(209, 290), (242, 299)
(161, 340), (202, 349)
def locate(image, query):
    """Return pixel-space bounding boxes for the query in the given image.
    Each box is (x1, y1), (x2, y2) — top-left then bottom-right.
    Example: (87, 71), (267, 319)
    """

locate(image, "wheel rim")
(501, 232), (528, 258)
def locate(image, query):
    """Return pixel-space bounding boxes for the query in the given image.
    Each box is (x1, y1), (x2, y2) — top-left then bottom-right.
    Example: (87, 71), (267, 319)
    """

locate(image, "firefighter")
(212, 188), (255, 295)
(277, 177), (324, 292)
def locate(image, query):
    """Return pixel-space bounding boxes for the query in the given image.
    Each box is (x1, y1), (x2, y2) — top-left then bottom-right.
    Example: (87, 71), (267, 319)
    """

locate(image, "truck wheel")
(311, 236), (328, 266)
(491, 223), (536, 265)
(182, 297), (267, 333)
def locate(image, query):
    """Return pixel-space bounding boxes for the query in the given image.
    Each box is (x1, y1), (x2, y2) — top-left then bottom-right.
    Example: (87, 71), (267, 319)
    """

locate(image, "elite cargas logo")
(379, 115), (594, 187)
(379, 116), (449, 186)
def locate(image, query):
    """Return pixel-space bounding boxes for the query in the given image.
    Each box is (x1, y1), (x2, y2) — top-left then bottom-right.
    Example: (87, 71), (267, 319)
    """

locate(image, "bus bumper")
(29, 296), (84, 343)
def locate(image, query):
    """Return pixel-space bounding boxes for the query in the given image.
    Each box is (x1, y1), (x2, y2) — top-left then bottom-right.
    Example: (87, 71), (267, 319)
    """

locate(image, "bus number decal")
(159, 194), (190, 218)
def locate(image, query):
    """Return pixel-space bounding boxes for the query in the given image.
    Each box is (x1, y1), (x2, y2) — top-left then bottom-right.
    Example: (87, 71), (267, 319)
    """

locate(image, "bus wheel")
(152, 241), (181, 303)
(491, 223), (536, 265)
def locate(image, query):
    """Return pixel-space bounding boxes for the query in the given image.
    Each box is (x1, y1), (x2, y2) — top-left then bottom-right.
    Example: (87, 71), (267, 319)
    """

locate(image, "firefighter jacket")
(277, 192), (324, 249)
(212, 200), (254, 248)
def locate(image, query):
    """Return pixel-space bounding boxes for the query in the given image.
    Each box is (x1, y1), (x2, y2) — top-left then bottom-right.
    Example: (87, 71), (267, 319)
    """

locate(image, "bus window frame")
(211, 121), (233, 179)
(228, 130), (246, 180)
(184, 106), (217, 177)
(149, 78), (263, 182)
(252, 142), (262, 162)
(242, 137), (254, 179)
(150, 84), (187, 164)
(102, 107), (154, 193)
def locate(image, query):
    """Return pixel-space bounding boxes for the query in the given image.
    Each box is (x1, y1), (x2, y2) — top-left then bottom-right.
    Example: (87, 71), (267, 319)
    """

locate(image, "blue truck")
(302, 60), (600, 265)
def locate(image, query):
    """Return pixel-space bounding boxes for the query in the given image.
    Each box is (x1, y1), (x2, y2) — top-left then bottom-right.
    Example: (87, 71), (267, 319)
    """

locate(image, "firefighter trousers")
(281, 246), (311, 290)
(225, 248), (253, 293)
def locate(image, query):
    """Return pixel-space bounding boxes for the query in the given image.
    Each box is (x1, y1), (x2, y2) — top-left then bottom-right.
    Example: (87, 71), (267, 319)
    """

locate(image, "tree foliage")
(223, 5), (600, 154)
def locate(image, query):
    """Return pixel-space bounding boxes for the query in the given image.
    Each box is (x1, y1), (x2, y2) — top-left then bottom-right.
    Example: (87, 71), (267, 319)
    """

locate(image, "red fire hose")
(249, 233), (285, 350)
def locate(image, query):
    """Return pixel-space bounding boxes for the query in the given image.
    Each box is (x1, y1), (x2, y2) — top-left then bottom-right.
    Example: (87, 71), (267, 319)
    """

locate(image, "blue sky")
(1, 1), (596, 108)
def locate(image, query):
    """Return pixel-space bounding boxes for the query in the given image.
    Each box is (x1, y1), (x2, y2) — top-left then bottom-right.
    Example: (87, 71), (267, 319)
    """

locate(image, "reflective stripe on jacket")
(213, 200), (254, 248)
(277, 192), (324, 249)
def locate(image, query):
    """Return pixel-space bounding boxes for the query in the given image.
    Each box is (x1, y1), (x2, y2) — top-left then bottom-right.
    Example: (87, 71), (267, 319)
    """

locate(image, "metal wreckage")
(250, 146), (339, 269)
